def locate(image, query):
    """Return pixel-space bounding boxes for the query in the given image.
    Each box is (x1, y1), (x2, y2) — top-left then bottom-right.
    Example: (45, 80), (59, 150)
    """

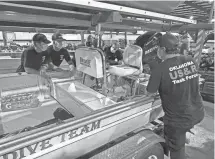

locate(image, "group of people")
(16, 32), (204, 159)
(16, 33), (75, 75)
(16, 33), (124, 75)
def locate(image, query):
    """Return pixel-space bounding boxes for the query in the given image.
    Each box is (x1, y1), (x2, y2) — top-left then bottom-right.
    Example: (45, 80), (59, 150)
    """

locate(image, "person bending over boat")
(17, 33), (51, 75)
(146, 33), (204, 159)
(47, 33), (76, 72)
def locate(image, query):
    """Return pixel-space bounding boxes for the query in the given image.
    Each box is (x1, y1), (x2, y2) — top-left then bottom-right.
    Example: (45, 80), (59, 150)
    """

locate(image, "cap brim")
(56, 38), (66, 41)
(44, 39), (51, 44)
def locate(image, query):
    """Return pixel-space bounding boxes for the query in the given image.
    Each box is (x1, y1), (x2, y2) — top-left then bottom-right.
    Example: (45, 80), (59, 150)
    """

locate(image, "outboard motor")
(135, 32), (163, 71)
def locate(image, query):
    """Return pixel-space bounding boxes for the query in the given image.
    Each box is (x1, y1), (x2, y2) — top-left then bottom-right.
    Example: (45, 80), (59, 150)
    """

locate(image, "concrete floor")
(165, 101), (214, 159)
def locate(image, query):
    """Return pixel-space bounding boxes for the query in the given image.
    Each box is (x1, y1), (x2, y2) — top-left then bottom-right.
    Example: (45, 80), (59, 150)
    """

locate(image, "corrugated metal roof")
(171, 0), (214, 22)
(100, 1), (214, 22)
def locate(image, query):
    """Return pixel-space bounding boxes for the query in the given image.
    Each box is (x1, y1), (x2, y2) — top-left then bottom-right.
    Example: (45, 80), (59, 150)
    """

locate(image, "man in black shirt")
(104, 43), (123, 65)
(47, 33), (75, 71)
(17, 33), (51, 74)
(147, 33), (204, 159)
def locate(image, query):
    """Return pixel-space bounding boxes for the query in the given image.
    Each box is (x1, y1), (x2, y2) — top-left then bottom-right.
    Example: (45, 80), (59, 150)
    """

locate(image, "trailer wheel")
(134, 143), (164, 159)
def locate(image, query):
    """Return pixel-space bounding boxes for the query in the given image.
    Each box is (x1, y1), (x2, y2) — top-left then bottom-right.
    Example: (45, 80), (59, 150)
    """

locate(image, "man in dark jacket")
(104, 43), (123, 65)
(16, 33), (51, 74)
(147, 33), (204, 159)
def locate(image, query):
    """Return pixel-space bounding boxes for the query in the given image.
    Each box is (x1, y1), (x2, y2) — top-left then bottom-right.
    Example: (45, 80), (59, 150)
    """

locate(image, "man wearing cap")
(47, 33), (75, 71)
(146, 33), (204, 159)
(17, 33), (51, 74)
(104, 43), (123, 65)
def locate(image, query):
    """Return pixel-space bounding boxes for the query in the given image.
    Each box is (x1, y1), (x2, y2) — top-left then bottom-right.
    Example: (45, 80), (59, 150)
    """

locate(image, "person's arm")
(104, 47), (118, 65)
(46, 57), (58, 71)
(20, 50), (25, 66)
(24, 67), (40, 75)
(64, 50), (73, 65)
(22, 50), (39, 74)
(64, 50), (75, 71)
(146, 67), (162, 97)
(16, 50), (26, 73)
(24, 51), (48, 75)
(116, 50), (123, 61)
(25, 64), (48, 75)
(42, 51), (59, 71)
(115, 50), (123, 64)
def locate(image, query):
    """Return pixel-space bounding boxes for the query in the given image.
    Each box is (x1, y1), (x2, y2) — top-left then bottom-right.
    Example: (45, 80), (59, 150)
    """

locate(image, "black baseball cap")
(159, 32), (179, 49)
(52, 33), (66, 41)
(32, 33), (51, 44)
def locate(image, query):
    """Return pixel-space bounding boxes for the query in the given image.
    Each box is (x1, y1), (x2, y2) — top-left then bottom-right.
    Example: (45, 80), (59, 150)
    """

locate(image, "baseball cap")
(159, 32), (179, 49)
(52, 33), (66, 41)
(32, 33), (51, 44)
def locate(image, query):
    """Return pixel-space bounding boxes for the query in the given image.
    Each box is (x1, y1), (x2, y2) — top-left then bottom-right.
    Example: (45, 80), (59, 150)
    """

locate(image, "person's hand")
(55, 67), (64, 72)
(52, 66), (62, 72)
(69, 65), (75, 72)
(40, 67), (47, 76)
(118, 60), (123, 65)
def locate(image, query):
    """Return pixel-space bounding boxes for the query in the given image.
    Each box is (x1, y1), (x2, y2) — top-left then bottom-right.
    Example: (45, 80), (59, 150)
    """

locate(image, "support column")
(2, 31), (7, 46)
(81, 31), (85, 45)
(124, 32), (127, 46)
(110, 32), (113, 45)
(96, 23), (102, 48)
(96, 23), (107, 95)
(208, 1), (214, 23)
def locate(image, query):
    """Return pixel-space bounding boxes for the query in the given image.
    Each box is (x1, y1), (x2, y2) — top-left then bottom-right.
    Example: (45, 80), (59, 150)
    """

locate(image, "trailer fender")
(133, 129), (169, 156)
(136, 129), (164, 145)
(84, 129), (167, 159)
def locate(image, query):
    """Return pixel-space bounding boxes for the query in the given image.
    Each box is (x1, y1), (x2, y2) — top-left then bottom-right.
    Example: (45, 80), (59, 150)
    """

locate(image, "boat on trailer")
(0, 1), (213, 159)
(0, 47), (164, 159)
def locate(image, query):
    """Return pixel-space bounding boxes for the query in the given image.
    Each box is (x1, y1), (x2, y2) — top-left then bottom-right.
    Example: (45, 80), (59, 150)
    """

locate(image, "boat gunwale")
(0, 96), (155, 152)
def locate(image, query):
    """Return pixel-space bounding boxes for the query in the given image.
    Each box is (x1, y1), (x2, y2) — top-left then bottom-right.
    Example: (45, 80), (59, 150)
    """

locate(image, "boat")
(0, 46), (164, 159)
(0, 1), (213, 159)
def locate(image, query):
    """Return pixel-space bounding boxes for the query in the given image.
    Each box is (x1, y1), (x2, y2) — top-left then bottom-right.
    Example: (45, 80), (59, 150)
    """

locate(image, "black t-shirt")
(47, 45), (72, 67)
(104, 46), (123, 65)
(23, 47), (49, 70)
(147, 55), (204, 129)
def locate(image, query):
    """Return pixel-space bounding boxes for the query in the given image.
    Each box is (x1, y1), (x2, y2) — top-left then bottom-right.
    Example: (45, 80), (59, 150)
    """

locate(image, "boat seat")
(75, 47), (104, 89)
(108, 45), (143, 96)
(108, 45), (143, 77)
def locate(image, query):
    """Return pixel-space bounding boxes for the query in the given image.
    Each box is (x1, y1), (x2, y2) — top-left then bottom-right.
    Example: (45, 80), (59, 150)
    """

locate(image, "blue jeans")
(164, 125), (190, 159)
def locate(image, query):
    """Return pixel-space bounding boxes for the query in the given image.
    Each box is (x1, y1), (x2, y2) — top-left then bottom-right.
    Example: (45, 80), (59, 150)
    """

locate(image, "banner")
(0, 87), (42, 112)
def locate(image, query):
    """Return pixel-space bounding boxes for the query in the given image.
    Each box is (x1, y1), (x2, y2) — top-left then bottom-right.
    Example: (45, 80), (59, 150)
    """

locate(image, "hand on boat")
(69, 65), (75, 72)
(118, 60), (124, 65)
